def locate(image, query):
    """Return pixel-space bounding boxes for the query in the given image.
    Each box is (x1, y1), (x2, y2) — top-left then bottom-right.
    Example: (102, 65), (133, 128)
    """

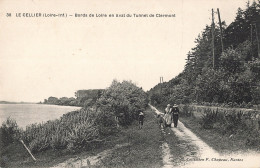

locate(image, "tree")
(47, 97), (59, 104)
(148, 1), (260, 106)
(96, 80), (148, 126)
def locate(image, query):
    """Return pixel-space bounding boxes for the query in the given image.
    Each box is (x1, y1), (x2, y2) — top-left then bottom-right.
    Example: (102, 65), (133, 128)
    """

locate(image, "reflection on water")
(0, 104), (81, 129)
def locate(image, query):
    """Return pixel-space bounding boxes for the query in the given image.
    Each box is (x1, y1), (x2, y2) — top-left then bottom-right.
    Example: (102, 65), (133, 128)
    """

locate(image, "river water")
(0, 104), (81, 129)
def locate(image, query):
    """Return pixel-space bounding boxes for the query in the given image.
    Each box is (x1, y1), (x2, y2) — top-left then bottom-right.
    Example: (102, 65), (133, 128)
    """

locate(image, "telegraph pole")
(251, 24), (253, 43)
(217, 8), (224, 53)
(212, 9), (215, 69)
(251, 24), (254, 57)
(254, 23), (260, 57)
(159, 77), (161, 94)
(159, 77), (164, 83)
(159, 76), (163, 94)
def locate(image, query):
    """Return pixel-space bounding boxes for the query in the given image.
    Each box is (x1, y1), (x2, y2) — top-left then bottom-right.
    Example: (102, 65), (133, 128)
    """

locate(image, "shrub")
(227, 102), (233, 107)
(0, 117), (21, 146)
(246, 102), (253, 108)
(96, 80), (148, 126)
(181, 104), (194, 117)
(200, 108), (218, 129)
(240, 101), (247, 108)
(233, 102), (239, 108)
(246, 129), (260, 148)
(223, 110), (244, 134)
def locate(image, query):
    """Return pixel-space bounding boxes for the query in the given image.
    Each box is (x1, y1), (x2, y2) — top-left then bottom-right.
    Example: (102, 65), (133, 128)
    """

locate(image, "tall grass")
(196, 107), (260, 147)
(20, 108), (113, 152)
(179, 104), (195, 117)
(178, 104), (260, 148)
(0, 108), (119, 154)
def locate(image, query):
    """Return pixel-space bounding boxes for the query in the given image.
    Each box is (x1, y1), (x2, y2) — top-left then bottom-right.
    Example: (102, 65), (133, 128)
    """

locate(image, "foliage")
(43, 96), (78, 106)
(196, 107), (260, 147)
(43, 90), (104, 107)
(0, 118), (21, 146)
(19, 109), (102, 152)
(179, 104), (194, 117)
(200, 109), (219, 129)
(1, 80), (148, 153)
(148, 1), (260, 106)
(96, 80), (149, 126)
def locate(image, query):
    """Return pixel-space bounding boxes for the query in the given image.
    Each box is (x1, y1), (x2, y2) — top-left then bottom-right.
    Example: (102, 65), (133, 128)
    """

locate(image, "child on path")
(138, 111), (145, 129)
(157, 113), (164, 129)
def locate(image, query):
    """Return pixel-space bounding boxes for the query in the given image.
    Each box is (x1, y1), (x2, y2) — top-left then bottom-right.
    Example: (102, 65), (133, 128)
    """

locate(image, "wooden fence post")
(20, 140), (37, 161)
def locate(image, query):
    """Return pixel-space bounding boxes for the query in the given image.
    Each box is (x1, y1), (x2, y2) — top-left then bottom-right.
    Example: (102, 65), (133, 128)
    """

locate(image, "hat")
(167, 104), (171, 107)
(173, 104), (178, 107)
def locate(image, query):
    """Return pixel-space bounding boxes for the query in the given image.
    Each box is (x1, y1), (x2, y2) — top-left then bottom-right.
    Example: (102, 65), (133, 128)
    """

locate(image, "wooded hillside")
(148, 1), (260, 108)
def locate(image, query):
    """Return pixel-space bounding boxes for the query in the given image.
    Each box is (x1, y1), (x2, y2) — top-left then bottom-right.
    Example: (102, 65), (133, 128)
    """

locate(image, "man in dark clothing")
(139, 112), (144, 129)
(171, 104), (179, 127)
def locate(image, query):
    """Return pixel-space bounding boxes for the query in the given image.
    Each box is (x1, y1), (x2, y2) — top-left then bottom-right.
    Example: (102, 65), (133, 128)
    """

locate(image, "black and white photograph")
(0, 0), (260, 167)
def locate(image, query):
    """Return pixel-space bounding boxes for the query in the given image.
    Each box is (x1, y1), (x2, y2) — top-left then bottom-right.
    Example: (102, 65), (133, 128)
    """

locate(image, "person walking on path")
(157, 113), (164, 129)
(164, 104), (172, 133)
(172, 104), (180, 127)
(138, 111), (145, 129)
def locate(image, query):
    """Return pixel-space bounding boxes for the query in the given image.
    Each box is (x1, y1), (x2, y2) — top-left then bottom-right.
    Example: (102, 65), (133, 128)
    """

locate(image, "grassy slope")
(180, 116), (259, 154)
(2, 107), (187, 168)
(99, 107), (163, 168)
(100, 107), (186, 168)
(2, 134), (122, 168)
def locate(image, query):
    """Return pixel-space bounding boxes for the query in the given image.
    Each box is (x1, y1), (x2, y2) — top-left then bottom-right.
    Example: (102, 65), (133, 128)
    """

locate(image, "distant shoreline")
(0, 102), (82, 108)
(0, 101), (37, 104)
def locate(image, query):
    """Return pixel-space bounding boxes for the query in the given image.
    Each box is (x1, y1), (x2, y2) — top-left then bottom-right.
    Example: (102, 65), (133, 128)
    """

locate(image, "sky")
(0, 0), (250, 102)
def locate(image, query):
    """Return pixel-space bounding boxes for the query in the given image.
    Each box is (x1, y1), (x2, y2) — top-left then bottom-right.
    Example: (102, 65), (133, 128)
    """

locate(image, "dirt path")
(171, 121), (219, 157)
(149, 104), (260, 168)
(149, 105), (174, 168)
(50, 143), (129, 168)
(172, 121), (260, 168)
(160, 127), (174, 168)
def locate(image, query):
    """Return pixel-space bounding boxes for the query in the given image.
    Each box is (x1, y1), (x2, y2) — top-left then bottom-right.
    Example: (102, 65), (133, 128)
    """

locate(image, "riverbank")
(1, 107), (167, 167)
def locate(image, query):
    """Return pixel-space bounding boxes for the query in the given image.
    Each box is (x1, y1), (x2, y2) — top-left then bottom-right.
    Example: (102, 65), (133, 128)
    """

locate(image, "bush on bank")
(96, 80), (149, 126)
(0, 118), (21, 147)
